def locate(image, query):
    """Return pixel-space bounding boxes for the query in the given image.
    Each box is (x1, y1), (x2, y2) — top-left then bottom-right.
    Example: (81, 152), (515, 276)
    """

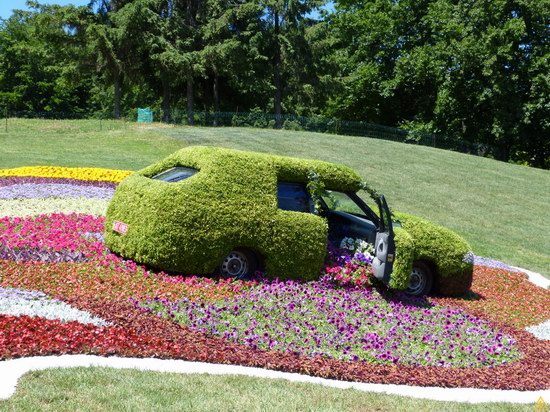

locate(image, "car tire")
(219, 249), (258, 280)
(406, 261), (434, 296)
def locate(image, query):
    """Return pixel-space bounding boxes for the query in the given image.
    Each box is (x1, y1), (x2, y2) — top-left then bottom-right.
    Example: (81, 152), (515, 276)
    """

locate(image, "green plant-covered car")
(104, 146), (473, 296)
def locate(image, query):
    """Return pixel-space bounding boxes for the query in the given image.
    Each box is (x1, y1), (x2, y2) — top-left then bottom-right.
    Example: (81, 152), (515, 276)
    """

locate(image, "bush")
(105, 146), (362, 280)
(283, 119), (303, 131)
(394, 212), (474, 295)
(390, 227), (415, 290)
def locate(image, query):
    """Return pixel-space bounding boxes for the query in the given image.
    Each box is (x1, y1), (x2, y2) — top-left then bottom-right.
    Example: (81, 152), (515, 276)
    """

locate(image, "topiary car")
(104, 146), (473, 296)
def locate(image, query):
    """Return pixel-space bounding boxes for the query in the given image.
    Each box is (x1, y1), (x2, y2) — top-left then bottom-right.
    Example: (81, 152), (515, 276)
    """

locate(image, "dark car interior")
(276, 181), (379, 246)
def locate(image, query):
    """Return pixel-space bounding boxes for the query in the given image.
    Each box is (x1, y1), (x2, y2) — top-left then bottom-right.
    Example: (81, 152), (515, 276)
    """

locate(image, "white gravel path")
(0, 355), (548, 404)
(512, 266), (550, 289)
(512, 266), (550, 341)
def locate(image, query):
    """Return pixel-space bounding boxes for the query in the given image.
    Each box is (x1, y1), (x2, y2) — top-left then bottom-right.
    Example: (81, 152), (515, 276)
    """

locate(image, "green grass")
(0, 367), (535, 412)
(1, 118), (548, 278)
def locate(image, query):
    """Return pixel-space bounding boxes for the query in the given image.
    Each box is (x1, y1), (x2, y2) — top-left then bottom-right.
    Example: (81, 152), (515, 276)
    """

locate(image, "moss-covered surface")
(105, 146), (362, 280)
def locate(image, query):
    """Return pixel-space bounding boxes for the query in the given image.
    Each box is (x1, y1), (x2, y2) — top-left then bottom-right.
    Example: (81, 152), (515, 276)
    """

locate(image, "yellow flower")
(0, 166), (132, 182)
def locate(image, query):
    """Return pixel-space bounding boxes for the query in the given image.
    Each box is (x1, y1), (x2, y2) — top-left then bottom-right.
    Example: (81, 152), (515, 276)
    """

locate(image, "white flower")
(0, 197), (109, 218)
(340, 237), (374, 258)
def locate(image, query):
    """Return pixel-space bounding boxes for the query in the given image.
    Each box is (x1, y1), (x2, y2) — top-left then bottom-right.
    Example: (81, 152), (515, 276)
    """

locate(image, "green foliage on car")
(394, 212), (474, 296)
(105, 145), (473, 295)
(105, 146), (362, 280)
(390, 228), (415, 290)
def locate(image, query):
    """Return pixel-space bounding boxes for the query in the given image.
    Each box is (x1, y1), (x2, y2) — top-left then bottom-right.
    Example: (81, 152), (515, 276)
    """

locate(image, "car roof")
(139, 146), (363, 192)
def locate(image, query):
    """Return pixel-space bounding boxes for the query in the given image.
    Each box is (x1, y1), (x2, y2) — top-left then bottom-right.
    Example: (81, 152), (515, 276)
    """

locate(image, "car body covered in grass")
(104, 146), (473, 296)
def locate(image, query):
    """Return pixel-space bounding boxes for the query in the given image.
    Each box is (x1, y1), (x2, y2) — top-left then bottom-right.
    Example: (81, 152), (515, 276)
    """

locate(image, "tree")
(329, 0), (550, 166)
(199, 0), (267, 117)
(87, 0), (137, 118)
(0, 3), (93, 112)
(125, 0), (206, 123)
(260, 0), (324, 127)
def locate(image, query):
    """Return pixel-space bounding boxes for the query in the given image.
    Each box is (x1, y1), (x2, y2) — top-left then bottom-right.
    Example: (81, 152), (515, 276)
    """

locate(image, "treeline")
(0, 0), (548, 168)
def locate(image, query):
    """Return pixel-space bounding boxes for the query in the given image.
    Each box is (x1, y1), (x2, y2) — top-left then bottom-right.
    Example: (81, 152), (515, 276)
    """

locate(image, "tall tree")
(87, 0), (136, 118)
(199, 0), (266, 117)
(131, 0), (206, 123)
(260, 0), (324, 127)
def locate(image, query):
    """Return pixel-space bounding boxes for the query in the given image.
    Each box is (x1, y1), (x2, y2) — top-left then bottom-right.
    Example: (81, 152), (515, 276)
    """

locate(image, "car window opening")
(152, 167), (198, 183)
(277, 182), (312, 213)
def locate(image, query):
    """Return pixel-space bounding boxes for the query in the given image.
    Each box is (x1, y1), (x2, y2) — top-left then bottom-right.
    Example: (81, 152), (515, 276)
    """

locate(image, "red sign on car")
(112, 221), (129, 235)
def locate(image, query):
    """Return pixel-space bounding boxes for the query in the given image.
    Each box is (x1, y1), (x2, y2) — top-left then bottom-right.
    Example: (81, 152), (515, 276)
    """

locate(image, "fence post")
(4, 106), (7, 133)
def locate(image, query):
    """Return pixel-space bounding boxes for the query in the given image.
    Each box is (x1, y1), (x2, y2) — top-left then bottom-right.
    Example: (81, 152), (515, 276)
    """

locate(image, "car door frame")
(371, 195), (396, 283)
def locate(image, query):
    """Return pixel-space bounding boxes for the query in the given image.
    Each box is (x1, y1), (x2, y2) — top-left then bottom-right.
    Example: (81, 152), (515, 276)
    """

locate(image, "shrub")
(283, 119), (303, 131)
(105, 146), (362, 280)
(390, 227), (415, 290)
(105, 146), (473, 293)
(394, 212), (474, 295)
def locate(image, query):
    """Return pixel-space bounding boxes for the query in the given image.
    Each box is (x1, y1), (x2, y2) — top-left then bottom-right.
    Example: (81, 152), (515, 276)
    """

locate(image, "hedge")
(394, 212), (474, 295)
(105, 146), (362, 280)
(390, 227), (415, 290)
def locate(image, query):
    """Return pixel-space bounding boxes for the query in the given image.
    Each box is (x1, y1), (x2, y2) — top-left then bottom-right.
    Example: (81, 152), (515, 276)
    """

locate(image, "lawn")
(0, 368), (535, 412)
(1, 118), (548, 279)
(0, 119), (549, 410)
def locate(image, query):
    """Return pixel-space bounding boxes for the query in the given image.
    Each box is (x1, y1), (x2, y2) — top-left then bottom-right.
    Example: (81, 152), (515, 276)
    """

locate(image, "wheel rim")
(220, 251), (249, 278)
(407, 266), (427, 295)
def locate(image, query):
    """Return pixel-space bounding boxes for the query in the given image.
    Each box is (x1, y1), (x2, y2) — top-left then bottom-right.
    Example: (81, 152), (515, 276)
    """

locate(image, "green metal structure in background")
(137, 108), (153, 123)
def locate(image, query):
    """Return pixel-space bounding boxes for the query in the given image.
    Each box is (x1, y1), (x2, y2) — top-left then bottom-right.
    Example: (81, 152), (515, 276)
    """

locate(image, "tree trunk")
(273, 10), (282, 129)
(113, 70), (121, 119)
(213, 73), (219, 126)
(186, 0), (197, 126)
(187, 78), (194, 126)
(162, 72), (171, 123)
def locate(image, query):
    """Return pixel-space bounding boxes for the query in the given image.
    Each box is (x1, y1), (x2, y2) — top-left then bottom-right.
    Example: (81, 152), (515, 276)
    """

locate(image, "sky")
(0, 1), (90, 20)
(0, 1), (334, 21)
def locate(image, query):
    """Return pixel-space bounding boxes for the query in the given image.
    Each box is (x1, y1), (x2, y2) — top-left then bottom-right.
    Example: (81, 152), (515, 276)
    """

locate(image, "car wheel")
(406, 262), (434, 296)
(219, 249), (258, 280)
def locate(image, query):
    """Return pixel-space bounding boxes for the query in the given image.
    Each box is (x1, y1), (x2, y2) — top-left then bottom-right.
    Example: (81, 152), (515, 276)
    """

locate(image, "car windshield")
(152, 167), (197, 182)
(320, 191), (365, 217)
(321, 190), (378, 221)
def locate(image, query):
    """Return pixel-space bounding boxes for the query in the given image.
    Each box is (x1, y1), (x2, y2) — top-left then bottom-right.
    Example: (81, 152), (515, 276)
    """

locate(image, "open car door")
(371, 195), (396, 283)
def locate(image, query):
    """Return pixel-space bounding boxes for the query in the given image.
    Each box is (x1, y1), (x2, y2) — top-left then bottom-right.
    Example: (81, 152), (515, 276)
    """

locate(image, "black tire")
(219, 249), (258, 280)
(406, 261), (434, 296)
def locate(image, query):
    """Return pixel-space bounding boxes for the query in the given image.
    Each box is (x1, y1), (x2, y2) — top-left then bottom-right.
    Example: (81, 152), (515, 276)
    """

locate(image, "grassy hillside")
(1, 118), (549, 279)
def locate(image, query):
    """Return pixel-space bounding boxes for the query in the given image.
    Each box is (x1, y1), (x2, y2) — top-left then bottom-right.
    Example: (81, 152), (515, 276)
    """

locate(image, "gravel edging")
(512, 266), (550, 290)
(0, 355), (548, 404)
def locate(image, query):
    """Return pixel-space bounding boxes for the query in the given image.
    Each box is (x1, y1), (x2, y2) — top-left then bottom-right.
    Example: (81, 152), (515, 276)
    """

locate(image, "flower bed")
(0, 167), (549, 391)
(139, 279), (521, 368)
(0, 166), (130, 182)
